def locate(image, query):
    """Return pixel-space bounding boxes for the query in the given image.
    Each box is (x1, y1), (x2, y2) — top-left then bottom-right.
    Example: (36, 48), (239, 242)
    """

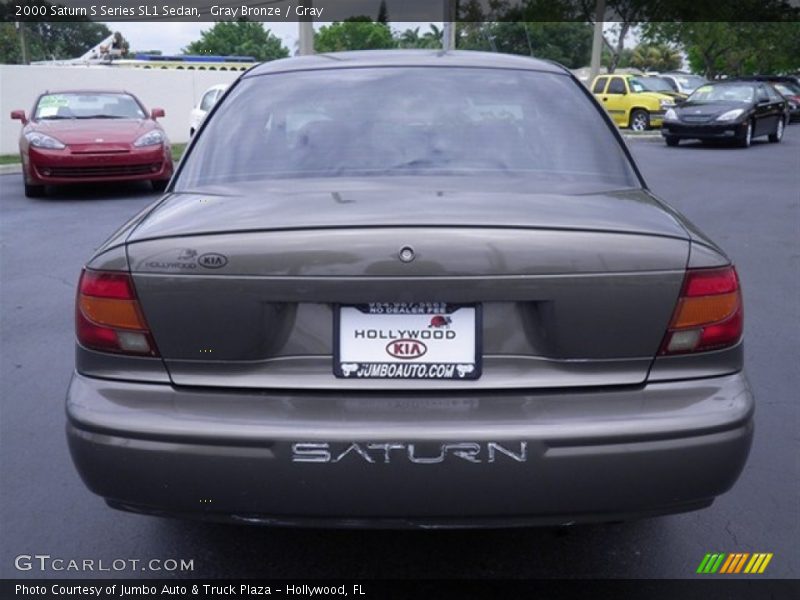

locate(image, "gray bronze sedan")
(67, 51), (753, 528)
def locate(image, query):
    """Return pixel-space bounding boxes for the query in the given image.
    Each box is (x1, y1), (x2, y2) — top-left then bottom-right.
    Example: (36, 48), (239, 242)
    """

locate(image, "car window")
(766, 85), (783, 102)
(628, 78), (646, 93)
(785, 82), (800, 94)
(592, 77), (607, 94)
(773, 82), (799, 96)
(607, 78), (626, 94)
(636, 77), (673, 93)
(661, 77), (679, 92)
(670, 75), (707, 93)
(34, 93), (145, 120)
(177, 67), (639, 192)
(200, 90), (217, 111)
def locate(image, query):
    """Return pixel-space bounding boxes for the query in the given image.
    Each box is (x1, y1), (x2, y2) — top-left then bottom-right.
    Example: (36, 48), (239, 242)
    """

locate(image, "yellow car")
(591, 74), (677, 131)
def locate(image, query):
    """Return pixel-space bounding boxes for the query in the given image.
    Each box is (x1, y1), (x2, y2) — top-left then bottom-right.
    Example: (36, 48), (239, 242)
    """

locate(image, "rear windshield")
(176, 67), (638, 191)
(34, 93), (145, 120)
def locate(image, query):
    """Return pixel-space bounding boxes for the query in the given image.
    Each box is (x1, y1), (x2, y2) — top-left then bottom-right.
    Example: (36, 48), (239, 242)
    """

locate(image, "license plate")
(334, 303), (481, 380)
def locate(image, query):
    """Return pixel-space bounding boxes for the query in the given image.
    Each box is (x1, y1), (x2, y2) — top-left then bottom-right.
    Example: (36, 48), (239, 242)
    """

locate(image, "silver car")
(67, 51), (753, 528)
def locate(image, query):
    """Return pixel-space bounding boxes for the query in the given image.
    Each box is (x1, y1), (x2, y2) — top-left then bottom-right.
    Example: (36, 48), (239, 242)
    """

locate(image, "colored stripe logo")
(697, 553), (773, 574)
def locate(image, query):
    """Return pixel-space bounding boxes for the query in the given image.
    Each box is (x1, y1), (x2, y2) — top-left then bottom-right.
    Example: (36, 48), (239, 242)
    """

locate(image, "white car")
(660, 73), (708, 95)
(189, 84), (229, 136)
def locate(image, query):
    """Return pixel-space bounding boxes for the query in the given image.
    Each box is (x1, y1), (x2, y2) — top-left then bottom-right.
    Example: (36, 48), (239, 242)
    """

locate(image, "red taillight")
(78, 270), (134, 299)
(660, 266), (743, 355)
(76, 269), (159, 356)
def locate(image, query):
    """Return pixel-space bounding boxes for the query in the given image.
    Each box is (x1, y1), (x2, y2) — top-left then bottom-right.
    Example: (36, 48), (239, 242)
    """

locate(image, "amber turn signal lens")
(78, 296), (145, 330)
(671, 292), (739, 329)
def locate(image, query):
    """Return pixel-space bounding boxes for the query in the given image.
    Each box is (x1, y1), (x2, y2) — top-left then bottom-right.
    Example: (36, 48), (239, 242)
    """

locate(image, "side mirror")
(151, 108), (165, 119)
(11, 110), (27, 124)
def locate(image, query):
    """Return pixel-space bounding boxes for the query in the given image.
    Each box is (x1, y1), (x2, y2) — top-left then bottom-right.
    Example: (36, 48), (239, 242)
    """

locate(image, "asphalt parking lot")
(1, 130), (798, 580)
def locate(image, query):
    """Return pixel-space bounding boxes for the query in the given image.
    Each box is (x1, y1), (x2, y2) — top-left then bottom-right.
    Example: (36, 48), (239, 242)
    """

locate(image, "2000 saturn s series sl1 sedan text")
(66, 51), (754, 528)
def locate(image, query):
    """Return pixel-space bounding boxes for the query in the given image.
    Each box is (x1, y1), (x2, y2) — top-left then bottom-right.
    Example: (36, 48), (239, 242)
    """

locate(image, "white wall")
(0, 65), (242, 155)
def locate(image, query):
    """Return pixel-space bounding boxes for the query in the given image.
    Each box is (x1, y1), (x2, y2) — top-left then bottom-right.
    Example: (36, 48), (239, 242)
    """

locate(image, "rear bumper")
(66, 371), (754, 528)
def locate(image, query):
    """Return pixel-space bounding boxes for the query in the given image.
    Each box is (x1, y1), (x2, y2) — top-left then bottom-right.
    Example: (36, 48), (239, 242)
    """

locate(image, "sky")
(106, 22), (436, 55)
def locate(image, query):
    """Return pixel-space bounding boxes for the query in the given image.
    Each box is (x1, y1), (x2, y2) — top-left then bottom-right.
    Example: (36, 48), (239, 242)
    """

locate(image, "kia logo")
(386, 339), (427, 359)
(198, 253), (228, 268)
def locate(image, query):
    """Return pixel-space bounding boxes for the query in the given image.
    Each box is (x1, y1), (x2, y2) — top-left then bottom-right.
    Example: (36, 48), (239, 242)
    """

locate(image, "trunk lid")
(130, 178), (687, 240)
(127, 181), (690, 390)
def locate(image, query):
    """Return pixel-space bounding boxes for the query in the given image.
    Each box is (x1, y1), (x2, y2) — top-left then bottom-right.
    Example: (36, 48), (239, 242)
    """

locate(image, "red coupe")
(11, 90), (174, 198)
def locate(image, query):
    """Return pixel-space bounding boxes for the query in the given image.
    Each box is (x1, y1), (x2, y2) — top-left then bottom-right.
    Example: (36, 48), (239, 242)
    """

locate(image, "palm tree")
(422, 24), (444, 49)
(399, 27), (421, 48)
(631, 43), (682, 72)
(656, 45), (682, 71)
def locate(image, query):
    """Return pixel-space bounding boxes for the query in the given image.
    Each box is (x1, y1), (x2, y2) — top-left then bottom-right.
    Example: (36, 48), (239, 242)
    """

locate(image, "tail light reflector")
(76, 269), (159, 356)
(660, 266), (743, 355)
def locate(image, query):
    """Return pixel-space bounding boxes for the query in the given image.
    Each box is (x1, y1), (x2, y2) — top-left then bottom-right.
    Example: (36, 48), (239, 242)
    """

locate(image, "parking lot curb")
(623, 134), (663, 143)
(0, 164), (22, 175)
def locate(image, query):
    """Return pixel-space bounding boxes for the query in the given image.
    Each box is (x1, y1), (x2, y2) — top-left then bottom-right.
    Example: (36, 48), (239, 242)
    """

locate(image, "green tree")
(454, 1), (632, 70)
(0, 23), (22, 64)
(644, 22), (800, 78)
(456, 22), (593, 68)
(397, 27), (422, 48)
(629, 43), (682, 72)
(184, 21), (288, 62)
(598, 46), (635, 70)
(377, 0), (389, 25)
(0, 1), (112, 63)
(315, 18), (396, 53)
(0, 20), (112, 64)
(396, 24), (446, 50)
(644, 23), (741, 78)
(422, 24), (444, 48)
